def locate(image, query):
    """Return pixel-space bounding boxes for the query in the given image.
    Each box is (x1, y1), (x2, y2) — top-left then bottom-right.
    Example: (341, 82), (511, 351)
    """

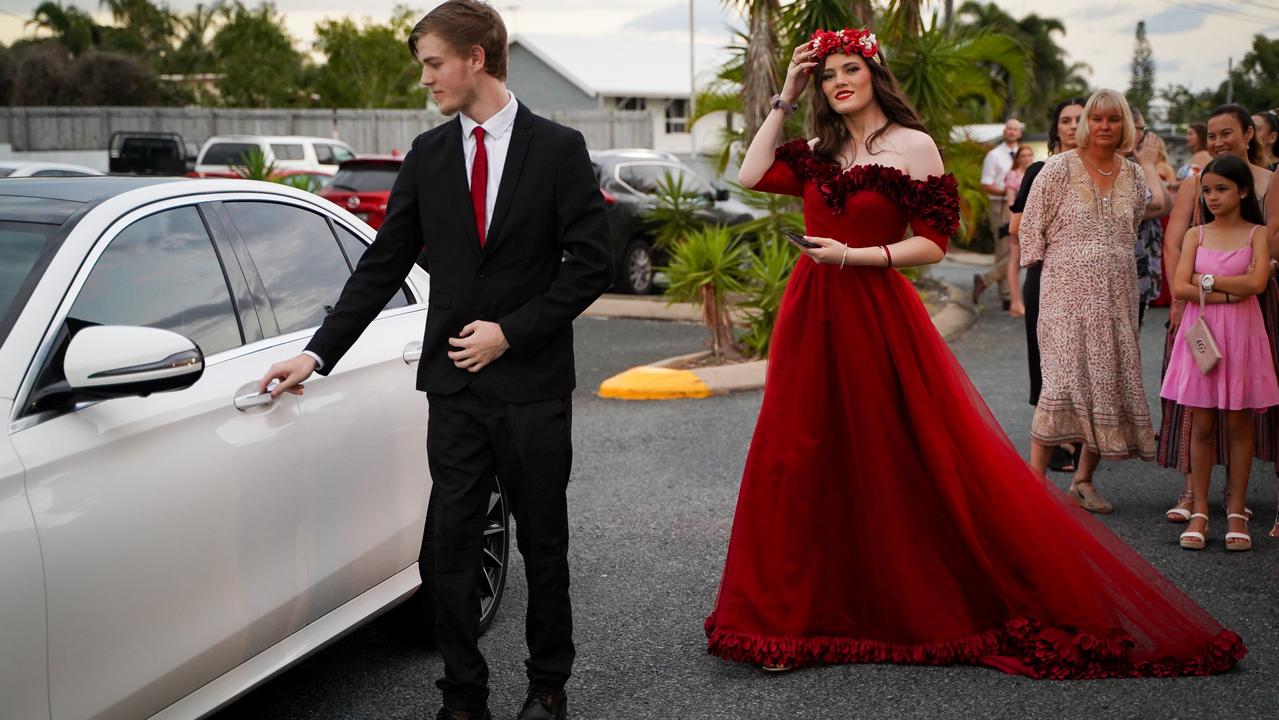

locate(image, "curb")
(943, 249), (996, 268)
(598, 281), (978, 400)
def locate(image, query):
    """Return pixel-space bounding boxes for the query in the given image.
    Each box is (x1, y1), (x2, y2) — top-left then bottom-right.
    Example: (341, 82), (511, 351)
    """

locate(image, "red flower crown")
(809, 27), (881, 64)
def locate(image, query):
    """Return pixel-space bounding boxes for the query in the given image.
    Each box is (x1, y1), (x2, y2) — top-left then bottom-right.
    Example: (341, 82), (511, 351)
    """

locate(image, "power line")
(1234, 0), (1279, 12)
(1168, 0), (1279, 25)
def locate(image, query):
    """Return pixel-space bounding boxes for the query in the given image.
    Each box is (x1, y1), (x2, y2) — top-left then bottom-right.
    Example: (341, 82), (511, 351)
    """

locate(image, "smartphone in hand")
(784, 230), (819, 249)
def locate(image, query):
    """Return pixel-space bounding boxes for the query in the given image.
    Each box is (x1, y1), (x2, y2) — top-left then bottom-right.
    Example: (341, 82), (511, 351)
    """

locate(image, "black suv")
(108, 131), (198, 176)
(591, 150), (754, 294)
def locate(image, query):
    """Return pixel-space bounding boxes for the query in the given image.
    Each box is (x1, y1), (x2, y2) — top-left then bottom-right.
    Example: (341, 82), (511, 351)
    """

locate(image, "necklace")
(1083, 153), (1116, 176)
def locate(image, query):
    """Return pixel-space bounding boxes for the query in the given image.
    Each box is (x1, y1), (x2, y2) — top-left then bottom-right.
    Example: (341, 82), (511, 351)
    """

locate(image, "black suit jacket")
(306, 103), (612, 402)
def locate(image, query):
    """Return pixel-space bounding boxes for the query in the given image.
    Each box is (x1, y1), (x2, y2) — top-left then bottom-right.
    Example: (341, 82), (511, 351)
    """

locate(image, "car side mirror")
(34, 326), (205, 407)
(715, 188), (730, 202)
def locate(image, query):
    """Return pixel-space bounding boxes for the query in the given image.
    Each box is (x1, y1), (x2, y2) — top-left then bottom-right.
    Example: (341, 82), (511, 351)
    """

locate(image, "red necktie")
(470, 126), (487, 247)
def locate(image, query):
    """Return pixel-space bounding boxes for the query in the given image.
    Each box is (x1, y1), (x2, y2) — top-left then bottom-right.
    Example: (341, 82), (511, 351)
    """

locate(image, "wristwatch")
(1201, 274), (1216, 293)
(769, 94), (799, 116)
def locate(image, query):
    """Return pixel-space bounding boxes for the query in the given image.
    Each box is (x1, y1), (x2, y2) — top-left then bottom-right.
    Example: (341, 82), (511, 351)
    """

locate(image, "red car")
(320, 155), (403, 229)
(183, 168), (334, 192)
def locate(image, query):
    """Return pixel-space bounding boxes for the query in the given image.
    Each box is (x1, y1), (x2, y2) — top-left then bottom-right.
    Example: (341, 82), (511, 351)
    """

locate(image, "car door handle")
(234, 390), (275, 410)
(234, 380), (281, 411)
(403, 341), (422, 365)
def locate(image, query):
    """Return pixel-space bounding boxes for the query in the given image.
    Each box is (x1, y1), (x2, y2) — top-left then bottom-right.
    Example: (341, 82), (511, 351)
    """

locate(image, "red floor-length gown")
(703, 140), (1245, 678)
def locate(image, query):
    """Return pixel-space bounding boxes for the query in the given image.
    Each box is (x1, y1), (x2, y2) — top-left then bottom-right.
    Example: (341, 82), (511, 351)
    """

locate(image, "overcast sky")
(0, 0), (1271, 101)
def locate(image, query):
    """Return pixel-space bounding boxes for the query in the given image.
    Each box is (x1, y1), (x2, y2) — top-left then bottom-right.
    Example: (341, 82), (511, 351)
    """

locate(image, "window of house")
(664, 99), (689, 134)
(617, 97), (647, 111)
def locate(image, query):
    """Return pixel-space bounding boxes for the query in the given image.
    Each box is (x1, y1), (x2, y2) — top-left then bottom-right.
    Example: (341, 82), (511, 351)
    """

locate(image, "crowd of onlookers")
(973, 91), (1279, 552)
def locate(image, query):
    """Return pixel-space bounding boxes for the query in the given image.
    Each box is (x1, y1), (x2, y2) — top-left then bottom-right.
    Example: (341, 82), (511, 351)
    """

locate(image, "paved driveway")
(214, 268), (1278, 720)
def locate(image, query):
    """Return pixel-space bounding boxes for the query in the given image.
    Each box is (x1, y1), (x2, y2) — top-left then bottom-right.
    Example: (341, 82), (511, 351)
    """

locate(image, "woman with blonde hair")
(1018, 89), (1166, 512)
(705, 39), (1243, 677)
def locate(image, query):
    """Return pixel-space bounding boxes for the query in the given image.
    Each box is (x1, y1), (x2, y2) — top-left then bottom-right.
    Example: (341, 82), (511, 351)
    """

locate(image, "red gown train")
(703, 140), (1245, 678)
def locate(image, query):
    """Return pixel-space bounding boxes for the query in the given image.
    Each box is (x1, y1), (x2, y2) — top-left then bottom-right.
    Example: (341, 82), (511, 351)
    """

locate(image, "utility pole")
(1226, 57), (1234, 105)
(689, 0), (697, 156)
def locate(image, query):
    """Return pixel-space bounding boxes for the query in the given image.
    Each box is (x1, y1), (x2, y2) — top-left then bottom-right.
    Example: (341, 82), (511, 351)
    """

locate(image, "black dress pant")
(1023, 260), (1043, 406)
(426, 376), (575, 710)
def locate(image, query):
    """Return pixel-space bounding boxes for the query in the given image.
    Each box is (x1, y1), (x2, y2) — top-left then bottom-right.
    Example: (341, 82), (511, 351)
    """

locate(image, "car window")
(0, 221), (60, 326)
(331, 145), (356, 163)
(314, 144), (335, 164)
(0, 168), (14, 177)
(225, 201), (352, 334)
(674, 168), (713, 195)
(69, 206), (242, 355)
(202, 142), (257, 165)
(331, 163), (400, 192)
(618, 164), (699, 196)
(333, 224), (410, 309)
(270, 144), (306, 161)
(617, 164), (667, 195)
(31, 170), (66, 177)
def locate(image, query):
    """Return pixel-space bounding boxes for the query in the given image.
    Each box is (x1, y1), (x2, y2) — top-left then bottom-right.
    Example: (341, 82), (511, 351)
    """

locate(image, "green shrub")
(662, 225), (751, 361)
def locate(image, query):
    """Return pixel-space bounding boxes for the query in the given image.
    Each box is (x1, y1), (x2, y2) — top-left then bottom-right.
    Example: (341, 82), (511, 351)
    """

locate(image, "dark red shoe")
(516, 686), (567, 720)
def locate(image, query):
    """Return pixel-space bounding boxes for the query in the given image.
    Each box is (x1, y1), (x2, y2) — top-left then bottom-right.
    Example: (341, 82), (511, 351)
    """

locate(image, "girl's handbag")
(1185, 281), (1222, 374)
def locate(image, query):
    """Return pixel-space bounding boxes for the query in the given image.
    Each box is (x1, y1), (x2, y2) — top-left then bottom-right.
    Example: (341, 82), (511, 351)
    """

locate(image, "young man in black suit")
(259, 2), (611, 718)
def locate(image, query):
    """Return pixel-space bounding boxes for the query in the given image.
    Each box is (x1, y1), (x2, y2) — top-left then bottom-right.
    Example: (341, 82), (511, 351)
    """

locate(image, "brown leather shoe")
(516, 686), (567, 720)
(971, 273), (987, 304)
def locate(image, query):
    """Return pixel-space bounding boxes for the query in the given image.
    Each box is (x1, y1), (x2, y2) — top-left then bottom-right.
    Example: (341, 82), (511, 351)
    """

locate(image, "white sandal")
(1225, 512), (1252, 552)
(1179, 513), (1208, 550)
(1165, 492), (1193, 523)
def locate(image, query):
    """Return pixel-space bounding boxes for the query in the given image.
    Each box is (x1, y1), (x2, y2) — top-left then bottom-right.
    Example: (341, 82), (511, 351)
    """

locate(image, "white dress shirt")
(459, 92), (520, 235)
(302, 93), (522, 373)
(981, 141), (1017, 199)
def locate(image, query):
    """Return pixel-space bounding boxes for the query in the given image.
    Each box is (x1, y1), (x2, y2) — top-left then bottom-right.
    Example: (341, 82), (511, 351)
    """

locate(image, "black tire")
(379, 474), (510, 644)
(618, 238), (655, 295)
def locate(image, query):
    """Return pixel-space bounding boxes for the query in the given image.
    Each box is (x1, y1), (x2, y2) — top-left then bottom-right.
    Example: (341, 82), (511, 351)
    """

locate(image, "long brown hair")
(807, 52), (927, 165)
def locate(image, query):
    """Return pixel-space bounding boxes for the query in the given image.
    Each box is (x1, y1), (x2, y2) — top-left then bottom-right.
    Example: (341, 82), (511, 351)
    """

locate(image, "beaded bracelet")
(769, 94), (799, 116)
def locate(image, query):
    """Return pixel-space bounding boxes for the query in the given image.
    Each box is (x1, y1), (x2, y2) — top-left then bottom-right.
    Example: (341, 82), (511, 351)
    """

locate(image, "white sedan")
(0, 177), (509, 720)
(0, 160), (105, 177)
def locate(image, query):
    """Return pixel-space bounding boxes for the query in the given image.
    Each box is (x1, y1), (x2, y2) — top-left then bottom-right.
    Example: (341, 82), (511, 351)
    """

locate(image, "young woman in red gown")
(703, 28), (1246, 678)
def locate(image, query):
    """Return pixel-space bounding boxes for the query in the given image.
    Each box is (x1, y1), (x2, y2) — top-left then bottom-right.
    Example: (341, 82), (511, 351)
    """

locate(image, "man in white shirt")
(972, 118), (1023, 308)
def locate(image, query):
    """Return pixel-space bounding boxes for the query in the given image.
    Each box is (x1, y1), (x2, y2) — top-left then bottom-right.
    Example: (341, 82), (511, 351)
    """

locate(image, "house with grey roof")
(507, 33), (729, 155)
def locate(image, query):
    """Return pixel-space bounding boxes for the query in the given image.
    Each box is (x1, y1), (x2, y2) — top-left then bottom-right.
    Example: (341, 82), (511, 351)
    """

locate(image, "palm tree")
(166, 2), (220, 74)
(722, 0), (781, 144)
(890, 17), (1029, 140)
(885, 0), (925, 41)
(28, 1), (100, 55)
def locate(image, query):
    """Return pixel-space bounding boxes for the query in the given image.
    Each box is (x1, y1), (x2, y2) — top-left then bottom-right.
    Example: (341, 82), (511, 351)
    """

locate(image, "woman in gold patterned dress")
(1019, 90), (1166, 512)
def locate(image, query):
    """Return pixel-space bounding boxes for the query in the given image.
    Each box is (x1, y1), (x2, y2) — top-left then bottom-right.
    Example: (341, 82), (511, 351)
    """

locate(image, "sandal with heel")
(1225, 512), (1252, 552)
(1165, 491), (1194, 523)
(1179, 513), (1209, 550)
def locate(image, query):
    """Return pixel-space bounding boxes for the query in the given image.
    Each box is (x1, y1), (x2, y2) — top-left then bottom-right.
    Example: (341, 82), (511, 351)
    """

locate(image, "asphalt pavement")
(214, 259), (1279, 720)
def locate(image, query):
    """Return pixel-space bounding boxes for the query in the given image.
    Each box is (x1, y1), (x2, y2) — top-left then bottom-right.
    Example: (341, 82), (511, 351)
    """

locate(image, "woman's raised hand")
(781, 43), (818, 104)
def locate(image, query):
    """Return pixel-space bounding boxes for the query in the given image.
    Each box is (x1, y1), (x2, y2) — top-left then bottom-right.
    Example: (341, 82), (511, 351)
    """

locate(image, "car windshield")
(330, 163), (400, 192)
(201, 142), (258, 166)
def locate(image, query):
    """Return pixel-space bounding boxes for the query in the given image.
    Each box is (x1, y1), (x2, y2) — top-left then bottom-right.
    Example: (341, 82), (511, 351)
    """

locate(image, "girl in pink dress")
(1161, 154), (1279, 551)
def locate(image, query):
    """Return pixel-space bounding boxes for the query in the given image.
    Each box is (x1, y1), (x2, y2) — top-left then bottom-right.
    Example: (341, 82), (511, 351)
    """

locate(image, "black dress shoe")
(516, 687), (568, 720)
(436, 706), (492, 720)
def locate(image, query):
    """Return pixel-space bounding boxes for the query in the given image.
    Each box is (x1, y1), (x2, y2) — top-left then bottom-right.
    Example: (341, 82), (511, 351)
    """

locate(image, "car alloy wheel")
(378, 474), (510, 643)
(478, 475), (508, 632)
(625, 239), (654, 294)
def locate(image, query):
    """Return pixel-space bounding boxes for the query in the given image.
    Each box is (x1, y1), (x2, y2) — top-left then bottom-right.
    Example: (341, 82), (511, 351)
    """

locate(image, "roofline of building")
(509, 35), (599, 100)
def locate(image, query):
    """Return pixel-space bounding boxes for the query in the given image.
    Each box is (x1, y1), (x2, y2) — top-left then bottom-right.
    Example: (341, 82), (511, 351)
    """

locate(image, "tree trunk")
(742, 0), (780, 145)
(851, 0), (874, 26)
(701, 284), (737, 361)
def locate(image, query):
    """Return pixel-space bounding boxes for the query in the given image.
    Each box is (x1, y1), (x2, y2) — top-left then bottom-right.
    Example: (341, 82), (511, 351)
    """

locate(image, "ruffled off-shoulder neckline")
(775, 138), (960, 235)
